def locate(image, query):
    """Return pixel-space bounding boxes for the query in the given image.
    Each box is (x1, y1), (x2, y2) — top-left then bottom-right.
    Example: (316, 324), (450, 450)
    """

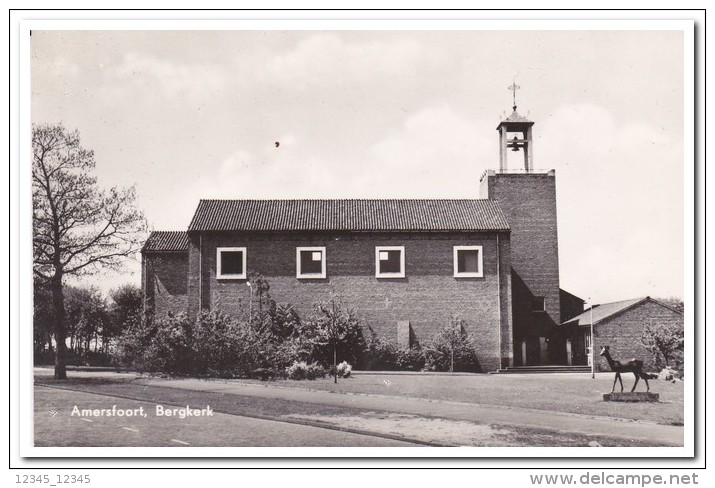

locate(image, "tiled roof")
(142, 231), (189, 252)
(562, 297), (646, 326)
(187, 199), (511, 232)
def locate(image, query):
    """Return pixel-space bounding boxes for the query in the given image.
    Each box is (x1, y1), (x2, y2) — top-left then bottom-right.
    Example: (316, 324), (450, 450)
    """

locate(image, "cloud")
(260, 33), (426, 87)
(360, 105), (493, 196)
(111, 53), (226, 100)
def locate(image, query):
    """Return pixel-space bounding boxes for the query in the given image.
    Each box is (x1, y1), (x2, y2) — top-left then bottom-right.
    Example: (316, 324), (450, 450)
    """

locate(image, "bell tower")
(497, 82), (534, 171)
(480, 82), (563, 367)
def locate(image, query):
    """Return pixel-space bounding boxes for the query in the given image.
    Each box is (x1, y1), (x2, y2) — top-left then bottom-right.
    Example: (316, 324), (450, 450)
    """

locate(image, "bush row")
(115, 275), (482, 378)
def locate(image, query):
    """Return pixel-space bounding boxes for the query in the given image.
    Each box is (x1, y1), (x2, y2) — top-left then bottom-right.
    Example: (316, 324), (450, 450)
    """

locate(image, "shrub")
(144, 313), (195, 375)
(286, 361), (307, 380)
(361, 333), (398, 370)
(658, 367), (682, 382)
(423, 316), (481, 373)
(286, 361), (326, 380)
(192, 310), (244, 377)
(395, 348), (425, 371)
(306, 362), (327, 380)
(330, 361), (352, 378)
(641, 323), (684, 371)
(113, 314), (156, 371)
(298, 298), (365, 367)
(114, 309), (303, 379)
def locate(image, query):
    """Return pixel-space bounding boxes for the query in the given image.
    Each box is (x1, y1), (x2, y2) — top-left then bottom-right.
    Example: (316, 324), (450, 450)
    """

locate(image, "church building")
(141, 101), (585, 372)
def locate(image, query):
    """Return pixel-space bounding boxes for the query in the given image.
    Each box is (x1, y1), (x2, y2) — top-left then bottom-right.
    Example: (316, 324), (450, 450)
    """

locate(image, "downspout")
(141, 253), (147, 317)
(496, 233), (502, 370)
(199, 234), (203, 311)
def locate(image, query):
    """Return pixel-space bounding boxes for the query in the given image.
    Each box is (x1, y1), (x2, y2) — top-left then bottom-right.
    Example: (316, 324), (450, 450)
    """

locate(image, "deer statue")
(599, 345), (656, 393)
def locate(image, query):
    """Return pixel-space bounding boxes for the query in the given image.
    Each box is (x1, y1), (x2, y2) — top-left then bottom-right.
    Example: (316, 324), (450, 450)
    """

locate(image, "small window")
(375, 246), (405, 278)
(532, 297), (546, 312)
(217, 247), (246, 279)
(297, 246), (326, 279)
(453, 245), (483, 277)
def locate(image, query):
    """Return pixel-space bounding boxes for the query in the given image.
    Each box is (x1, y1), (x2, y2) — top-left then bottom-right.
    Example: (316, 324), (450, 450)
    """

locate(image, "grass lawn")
(34, 367), (685, 427)
(232, 372), (684, 426)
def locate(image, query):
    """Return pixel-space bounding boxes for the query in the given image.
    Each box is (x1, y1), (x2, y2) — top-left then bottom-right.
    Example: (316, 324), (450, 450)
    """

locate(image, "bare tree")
(32, 123), (145, 379)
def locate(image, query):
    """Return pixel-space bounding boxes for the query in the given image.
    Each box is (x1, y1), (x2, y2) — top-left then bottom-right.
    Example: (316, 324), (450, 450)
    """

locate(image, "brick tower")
(480, 90), (563, 366)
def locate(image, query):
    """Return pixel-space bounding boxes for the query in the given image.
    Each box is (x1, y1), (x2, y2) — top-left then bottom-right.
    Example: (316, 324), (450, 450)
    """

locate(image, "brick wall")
(594, 300), (684, 373)
(143, 252), (189, 318)
(186, 230), (512, 372)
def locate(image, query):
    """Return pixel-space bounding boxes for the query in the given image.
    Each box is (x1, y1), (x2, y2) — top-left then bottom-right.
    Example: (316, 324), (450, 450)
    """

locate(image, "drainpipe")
(141, 253), (147, 318)
(496, 233), (502, 369)
(590, 302), (595, 379)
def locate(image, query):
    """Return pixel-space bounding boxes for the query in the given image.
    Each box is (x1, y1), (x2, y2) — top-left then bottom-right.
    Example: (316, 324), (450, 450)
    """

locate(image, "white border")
(296, 246), (327, 279)
(216, 247), (247, 280)
(453, 245), (484, 278)
(375, 246), (405, 278)
(13, 14), (699, 466)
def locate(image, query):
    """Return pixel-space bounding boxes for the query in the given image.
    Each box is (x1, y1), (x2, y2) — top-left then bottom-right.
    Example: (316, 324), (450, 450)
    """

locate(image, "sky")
(30, 28), (686, 304)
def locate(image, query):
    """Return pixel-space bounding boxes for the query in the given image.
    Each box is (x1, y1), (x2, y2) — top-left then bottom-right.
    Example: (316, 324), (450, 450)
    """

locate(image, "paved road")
(35, 386), (418, 447)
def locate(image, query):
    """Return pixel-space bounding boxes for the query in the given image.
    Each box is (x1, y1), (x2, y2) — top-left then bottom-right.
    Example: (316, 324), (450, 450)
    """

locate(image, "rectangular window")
(453, 245), (483, 277)
(375, 246), (405, 278)
(216, 247), (246, 279)
(532, 297), (546, 312)
(296, 246), (326, 279)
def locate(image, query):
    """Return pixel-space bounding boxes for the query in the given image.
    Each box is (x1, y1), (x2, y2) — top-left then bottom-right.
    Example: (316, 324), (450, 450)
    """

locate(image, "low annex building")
(142, 103), (586, 372)
(562, 297), (684, 371)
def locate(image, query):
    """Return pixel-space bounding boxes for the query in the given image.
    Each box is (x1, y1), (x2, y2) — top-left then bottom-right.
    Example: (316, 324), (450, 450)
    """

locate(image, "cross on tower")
(508, 81), (521, 110)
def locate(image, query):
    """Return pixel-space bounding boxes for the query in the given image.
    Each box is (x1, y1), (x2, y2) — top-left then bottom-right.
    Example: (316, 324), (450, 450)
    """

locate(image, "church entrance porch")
(518, 332), (572, 366)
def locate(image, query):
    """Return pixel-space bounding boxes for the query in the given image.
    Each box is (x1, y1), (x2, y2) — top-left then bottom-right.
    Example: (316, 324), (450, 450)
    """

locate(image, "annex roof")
(561, 297), (682, 327)
(142, 231), (189, 253)
(187, 199), (511, 232)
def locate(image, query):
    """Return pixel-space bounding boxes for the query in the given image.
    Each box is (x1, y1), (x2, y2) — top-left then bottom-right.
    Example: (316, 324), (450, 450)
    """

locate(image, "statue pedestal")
(603, 392), (659, 402)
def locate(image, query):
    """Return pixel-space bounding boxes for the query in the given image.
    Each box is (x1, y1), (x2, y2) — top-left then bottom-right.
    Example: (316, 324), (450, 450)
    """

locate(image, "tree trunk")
(50, 274), (67, 379)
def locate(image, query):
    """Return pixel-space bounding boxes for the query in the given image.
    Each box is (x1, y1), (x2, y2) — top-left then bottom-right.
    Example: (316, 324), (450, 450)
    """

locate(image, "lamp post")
(246, 281), (253, 318)
(589, 299), (595, 379)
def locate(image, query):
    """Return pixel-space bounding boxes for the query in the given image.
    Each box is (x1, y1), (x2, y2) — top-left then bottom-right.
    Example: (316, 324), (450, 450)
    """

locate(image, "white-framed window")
(216, 247), (247, 279)
(453, 245), (483, 278)
(375, 246), (405, 278)
(296, 246), (326, 279)
(532, 297), (546, 312)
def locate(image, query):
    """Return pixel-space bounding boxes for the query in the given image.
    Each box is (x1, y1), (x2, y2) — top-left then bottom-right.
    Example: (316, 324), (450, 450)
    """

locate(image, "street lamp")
(589, 299), (595, 379)
(246, 281), (253, 318)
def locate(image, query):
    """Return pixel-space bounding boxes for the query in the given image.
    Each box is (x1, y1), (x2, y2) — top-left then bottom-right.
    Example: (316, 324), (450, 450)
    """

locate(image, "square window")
(453, 246), (483, 277)
(217, 247), (246, 279)
(297, 247), (326, 279)
(375, 246), (405, 278)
